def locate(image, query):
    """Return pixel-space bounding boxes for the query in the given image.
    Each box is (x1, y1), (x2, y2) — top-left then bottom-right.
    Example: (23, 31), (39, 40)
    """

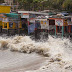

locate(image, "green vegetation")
(0, 0), (72, 12)
(0, 0), (4, 3)
(18, 0), (72, 12)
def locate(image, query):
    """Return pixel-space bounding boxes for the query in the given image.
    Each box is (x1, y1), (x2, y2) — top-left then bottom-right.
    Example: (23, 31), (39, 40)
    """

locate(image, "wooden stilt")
(56, 26), (58, 33)
(62, 26), (64, 40)
(69, 25), (71, 38)
(69, 25), (71, 33)
(55, 25), (57, 37)
(27, 19), (30, 35)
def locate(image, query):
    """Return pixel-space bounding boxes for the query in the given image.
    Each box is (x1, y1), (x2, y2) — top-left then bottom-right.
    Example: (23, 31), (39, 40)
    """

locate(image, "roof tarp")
(5, 13), (20, 19)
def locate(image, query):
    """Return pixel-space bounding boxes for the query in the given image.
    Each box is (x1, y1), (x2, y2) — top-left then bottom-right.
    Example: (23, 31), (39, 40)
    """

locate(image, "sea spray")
(25, 36), (72, 72)
(0, 35), (71, 57)
(0, 35), (72, 72)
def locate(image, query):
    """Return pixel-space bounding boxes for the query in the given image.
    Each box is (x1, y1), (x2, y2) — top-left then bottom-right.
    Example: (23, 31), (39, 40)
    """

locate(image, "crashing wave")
(0, 35), (72, 72)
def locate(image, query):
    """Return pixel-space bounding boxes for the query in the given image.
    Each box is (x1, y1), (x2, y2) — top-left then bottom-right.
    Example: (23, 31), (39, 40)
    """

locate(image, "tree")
(0, 0), (4, 3)
(18, 0), (72, 12)
(62, 0), (72, 11)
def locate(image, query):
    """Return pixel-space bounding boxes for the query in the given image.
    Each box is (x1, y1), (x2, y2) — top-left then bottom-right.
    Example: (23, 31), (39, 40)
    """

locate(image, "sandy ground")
(0, 50), (47, 72)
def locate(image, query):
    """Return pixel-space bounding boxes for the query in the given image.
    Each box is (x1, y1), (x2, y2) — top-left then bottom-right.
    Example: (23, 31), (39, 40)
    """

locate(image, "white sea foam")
(0, 35), (72, 72)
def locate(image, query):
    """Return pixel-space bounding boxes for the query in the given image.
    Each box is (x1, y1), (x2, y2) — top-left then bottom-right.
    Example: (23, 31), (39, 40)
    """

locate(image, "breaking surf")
(0, 35), (72, 72)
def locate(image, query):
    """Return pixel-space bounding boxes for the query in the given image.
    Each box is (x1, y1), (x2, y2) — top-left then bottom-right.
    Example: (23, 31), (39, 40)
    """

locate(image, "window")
(9, 22), (13, 28)
(49, 20), (55, 25)
(4, 23), (7, 28)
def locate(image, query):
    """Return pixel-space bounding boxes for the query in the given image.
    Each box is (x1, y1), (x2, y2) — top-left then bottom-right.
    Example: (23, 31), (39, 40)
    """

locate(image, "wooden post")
(2, 22), (4, 28)
(69, 25), (71, 38)
(27, 18), (30, 35)
(7, 22), (9, 35)
(62, 26), (64, 39)
(69, 25), (71, 33)
(7, 22), (9, 29)
(55, 25), (57, 37)
(56, 26), (58, 33)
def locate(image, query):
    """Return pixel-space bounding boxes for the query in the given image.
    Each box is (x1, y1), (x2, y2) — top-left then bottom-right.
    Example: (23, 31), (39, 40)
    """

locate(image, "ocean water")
(0, 35), (72, 72)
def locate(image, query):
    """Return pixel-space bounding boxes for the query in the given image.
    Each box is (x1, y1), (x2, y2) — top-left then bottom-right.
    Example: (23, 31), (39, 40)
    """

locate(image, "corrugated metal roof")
(18, 11), (48, 15)
(5, 13), (20, 19)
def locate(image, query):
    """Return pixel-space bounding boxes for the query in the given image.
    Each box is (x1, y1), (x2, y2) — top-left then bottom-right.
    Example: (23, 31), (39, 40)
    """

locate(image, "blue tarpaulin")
(5, 13), (20, 19)
(35, 23), (41, 29)
(28, 24), (35, 34)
